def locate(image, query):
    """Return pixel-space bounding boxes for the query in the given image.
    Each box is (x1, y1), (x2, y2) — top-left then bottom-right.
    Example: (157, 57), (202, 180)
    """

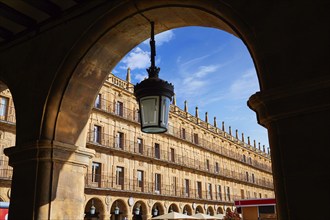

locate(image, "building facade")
(0, 70), (274, 220)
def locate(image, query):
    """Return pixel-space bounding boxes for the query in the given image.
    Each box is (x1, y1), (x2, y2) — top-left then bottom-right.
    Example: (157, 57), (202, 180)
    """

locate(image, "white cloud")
(175, 64), (220, 98)
(228, 68), (259, 100)
(194, 65), (219, 78)
(143, 30), (175, 46)
(134, 73), (148, 81)
(120, 47), (150, 70)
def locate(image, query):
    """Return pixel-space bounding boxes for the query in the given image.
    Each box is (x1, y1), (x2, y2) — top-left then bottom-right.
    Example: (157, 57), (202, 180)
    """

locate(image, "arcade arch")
(0, 1), (327, 220)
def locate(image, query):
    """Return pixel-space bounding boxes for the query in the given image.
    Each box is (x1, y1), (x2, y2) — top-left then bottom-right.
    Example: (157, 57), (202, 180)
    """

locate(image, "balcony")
(0, 159), (13, 181)
(0, 103), (16, 124)
(85, 174), (243, 203)
(92, 99), (272, 173)
(87, 131), (274, 189)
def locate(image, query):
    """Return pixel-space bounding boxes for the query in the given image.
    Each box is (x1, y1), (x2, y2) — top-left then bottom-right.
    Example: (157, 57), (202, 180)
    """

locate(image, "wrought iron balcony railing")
(85, 174), (248, 202)
(92, 98), (272, 173)
(87, 132), (274, 189)
(0, 103), (16, 124)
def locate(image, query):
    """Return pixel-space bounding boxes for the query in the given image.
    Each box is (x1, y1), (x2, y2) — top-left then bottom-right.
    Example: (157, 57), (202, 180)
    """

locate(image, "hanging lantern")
(114, 202), (120, 215)
(134, 21), (174, 133)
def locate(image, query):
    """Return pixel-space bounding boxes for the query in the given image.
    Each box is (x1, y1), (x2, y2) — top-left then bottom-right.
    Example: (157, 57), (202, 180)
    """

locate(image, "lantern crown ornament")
(134, 21), (174, 133)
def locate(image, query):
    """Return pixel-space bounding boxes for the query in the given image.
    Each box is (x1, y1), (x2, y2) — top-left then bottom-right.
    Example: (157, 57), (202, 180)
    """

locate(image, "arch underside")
(45, 2), (253, 146)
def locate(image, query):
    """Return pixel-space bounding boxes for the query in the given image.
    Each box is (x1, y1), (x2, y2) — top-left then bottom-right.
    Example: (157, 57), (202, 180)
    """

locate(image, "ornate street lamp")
(90, 200), (96, 215)
(134, 207), (140, 215)
(114, 201), (120, 215)
(153, 206), (158, 216)
(134, 21), (174, 133)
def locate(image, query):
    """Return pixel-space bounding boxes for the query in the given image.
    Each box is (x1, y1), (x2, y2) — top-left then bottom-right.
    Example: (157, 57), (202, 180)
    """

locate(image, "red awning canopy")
(234, 198), (276, 207)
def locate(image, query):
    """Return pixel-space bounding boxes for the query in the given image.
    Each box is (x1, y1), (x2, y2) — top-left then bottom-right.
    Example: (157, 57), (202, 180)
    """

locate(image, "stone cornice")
(4, 140), (95, 167)
(248, 76), (330, 127)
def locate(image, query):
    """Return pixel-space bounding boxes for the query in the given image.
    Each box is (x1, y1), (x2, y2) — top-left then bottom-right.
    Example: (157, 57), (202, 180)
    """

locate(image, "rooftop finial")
(229, 126), (232, 135)
(195, 106), (199, 118)
(248, 136), (250, 145)
(173, 93), (176, 106)
(214, 117), (217, 127)
(126, 67), (131, 83)
(235, 129), (238, 139)
(242, 133), (244, 142)
(184, 100), (188, 112)
(222, 121), (225, 131)
(205, 112), (208, 123)
(254, 140), (256, 148)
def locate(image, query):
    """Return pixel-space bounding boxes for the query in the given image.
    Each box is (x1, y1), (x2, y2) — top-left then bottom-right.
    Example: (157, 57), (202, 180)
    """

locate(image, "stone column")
(143, 214), (152, 220)
(5, 140), (94, 219)
(248, 79), (330, 220)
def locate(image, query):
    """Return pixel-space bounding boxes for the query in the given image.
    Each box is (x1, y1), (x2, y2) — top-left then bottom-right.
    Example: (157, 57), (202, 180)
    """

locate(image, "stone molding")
(248, 76), (330, 127)
(4, 140), (95, 167)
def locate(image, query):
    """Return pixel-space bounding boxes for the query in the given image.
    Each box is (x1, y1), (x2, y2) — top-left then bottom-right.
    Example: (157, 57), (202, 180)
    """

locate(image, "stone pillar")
(4, 140), (94, 219)
(248, 80), (330, 220)
(143, 214), (152, 220)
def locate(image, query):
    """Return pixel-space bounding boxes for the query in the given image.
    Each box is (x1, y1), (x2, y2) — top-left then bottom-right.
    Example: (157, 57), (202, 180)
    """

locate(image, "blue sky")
(113, 27), (269, 149)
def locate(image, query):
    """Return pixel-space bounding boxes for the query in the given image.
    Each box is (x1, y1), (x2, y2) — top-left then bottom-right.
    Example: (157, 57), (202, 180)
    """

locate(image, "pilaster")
(248, 77), (330, 220)
(4, 140), (94, 219)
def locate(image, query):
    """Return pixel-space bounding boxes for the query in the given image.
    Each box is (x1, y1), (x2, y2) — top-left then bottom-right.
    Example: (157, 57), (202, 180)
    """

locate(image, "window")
(240, 189), (245, 199)
(184, 179), (190, 197)
(137, 138), (143, 154)
(137, 170), (144, 189)
(247, 191), (251, 199)
(155, 143), (160, 159)
(91, 162), (101, 183)
(215, 162), (219, 173)
(207, 183), (212, 199)
(172, 176), (177, 196)
(95, 93), (101, 108)
(193, 133), (199, 144)
(259, 193), (262, 198)
(170, 148), (175, 162)
(252, 173), (255, 183)
(246, 172), (249, 182)
(249, 157), (252, 164)
(116, 166), (124, 188)
(181, 128), (186, 139)
(0, 96), (8, 120)
(116, 101), (124, 116)
(206, 159), (210, 171)
(242, 154), (246, 163)
(217, 185), (222, 200)
(197, 181), (202, 198)
(226, 187), (231, 201)
(254, 192), (257, 198)
(115, 132), (124, 149)
(93, 125), (101, 144)
(155, 173), (161, 193)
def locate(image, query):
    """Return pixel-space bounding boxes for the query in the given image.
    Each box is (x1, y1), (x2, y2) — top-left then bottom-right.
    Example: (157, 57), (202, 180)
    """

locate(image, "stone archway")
(216, 207), (224, 214)
(195, 205), (204, 214)
(0, 1), (328, 220)
(168, 203), (179, 213)
(183, 204), (193, 215)
(84, 198), (104, 220)
(207, 206), (214, 216)
(1, 1), (251, 218)
(152, 202), (164, 217)
(133, 200), (148, 220)
(110, 199), (128, 220)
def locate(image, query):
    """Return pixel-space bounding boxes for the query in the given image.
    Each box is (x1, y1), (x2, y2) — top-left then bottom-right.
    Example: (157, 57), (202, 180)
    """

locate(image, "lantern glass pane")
(160, 96), (171, 128)
(140, 96), (159, 126)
